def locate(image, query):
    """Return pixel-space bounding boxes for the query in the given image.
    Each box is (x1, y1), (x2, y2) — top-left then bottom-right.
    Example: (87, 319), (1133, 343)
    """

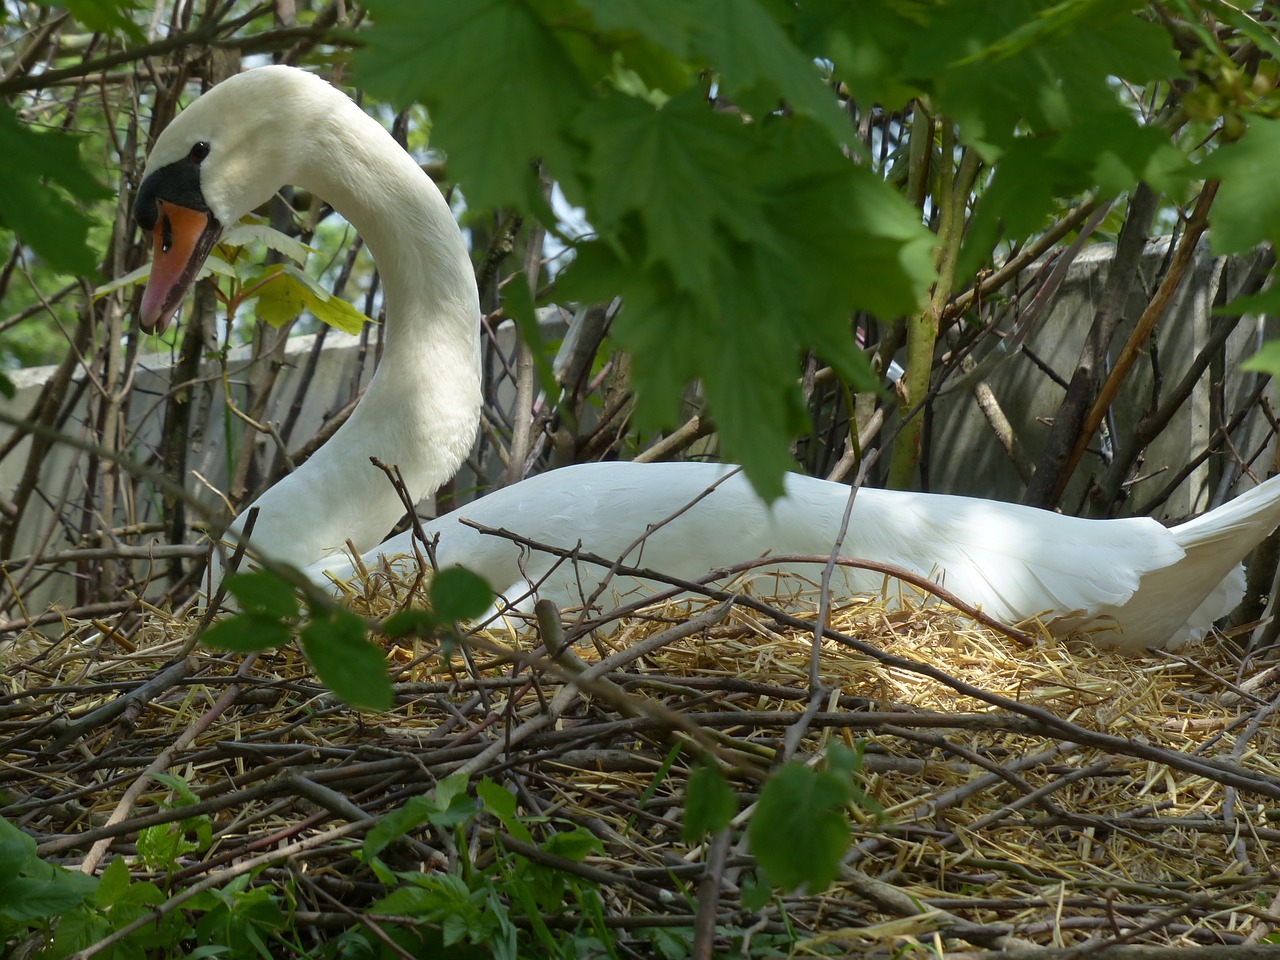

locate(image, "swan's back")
(330, 463), (1213, 644)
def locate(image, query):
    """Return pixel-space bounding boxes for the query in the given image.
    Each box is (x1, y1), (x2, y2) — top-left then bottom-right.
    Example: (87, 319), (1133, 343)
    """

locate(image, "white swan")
(134, 65), (1280, 654)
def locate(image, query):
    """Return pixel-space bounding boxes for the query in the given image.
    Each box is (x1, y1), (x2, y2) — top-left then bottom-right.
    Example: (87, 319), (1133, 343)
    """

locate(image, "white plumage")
(134, 66), (1280, 654)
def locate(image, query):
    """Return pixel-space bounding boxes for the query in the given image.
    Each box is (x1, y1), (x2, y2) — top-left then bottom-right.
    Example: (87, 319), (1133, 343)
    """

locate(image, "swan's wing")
(776, 480), (1186, 627)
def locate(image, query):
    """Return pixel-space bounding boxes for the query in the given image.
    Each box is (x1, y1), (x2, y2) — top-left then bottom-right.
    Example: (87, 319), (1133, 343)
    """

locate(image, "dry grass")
(4, 566), (1280, 956)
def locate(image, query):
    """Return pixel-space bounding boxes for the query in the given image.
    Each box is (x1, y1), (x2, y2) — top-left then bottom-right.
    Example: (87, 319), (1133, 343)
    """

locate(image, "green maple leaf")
(564, 93), (932, 497)
(355, 0), (589, 208)
(584, 0), (850, 145)
(577, 91), (760, 294)
(794, 0), (928, 111)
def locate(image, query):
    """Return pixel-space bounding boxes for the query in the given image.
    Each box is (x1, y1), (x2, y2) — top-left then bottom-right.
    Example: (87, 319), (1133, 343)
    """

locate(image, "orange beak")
(138, 200), (219, 335)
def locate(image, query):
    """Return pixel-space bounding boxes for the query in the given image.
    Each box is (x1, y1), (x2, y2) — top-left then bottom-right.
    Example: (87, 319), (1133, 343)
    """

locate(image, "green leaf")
(223, 570), (300, 620)
(244, 265), (369, 334)
(583, 0), (852, 146)
(221, 221), (314, 264)
(284, 263), (370, 334)
(959, 106), (1184, 281)
(541, 826), (604, 862)
(356, 0), (590, 208)
(299, 608), (393, 710)
(430, 566), (495, 622)
(50, 908), (112, 957)
(365, 775), (475, 859)
(93, 261), (152, 299)
(94, 856), (130, 907)
(380, 608), (438, 639)
(1217, 282), (1280, 319)
(0, 815), (36, 873)
(581, 0), (697, 59)
(643, 927), (694, 960)
(431, 773), (476, 828)
(902, 0), (1179, 157)
(0, 861), (97, 922)
(477, 777), (533, 844)
(364, 796), (432, 861)
(201, 612), (293, 653)
(1199, 117), (1280, 255)
(137, 822), (198, 871)
(740, 872), (772, 911)
(687, 0), (851, 145)
(577, 90), (759, 295)
(748, 761), (852, 893)
(563, 94), (932, 498)
(0, 105), (110, 276)
(1241, 338), (1280, 378)
(795, 0), (927, 110)
(47, 0), (145, 39)
(243, 268), (304, 329)
(151, 772), (200, 806)
(682, 762), (736, 842)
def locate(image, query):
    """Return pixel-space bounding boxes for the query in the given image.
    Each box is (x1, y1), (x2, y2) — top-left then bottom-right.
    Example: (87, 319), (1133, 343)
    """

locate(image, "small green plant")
(0, 816), (98, 951)
(187, 876), (292, 959)
(203, 565), (495, 712)
(135, 774), (213, 878)
(0, 817), (201, 960)
(347, 774), (616, 959)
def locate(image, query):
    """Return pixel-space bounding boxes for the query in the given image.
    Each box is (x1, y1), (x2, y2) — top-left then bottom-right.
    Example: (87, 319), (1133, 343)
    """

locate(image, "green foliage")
(356, 0), (936, 499)
(747, 742), (884, 893)
(136, 774), (214, 876)
(223, 570), (302, 620)
(1199, 116), (1280, 254)
(201, 571), (300, 652)
(191, 876), (289, 959)
(201, 611), (293, 653)
(202, 565), (494, 712)
(0, 817), (97, 927)
(800, 0), (1186, 281)
(0, 816), (193, 960)
(1240, 337), (1280, 380)
(36, 0), (144, 39)
(353, 777), (615, 959)
(299, 607), (394, 711)
(201, 570), (393, 710)
(363, 773), (474, 860)
(0, 105), (111, 276)
(244, 264), (367, 335)
(430, 565), (497, 622)
(682, 761), (736, 842)
(352, 0), (1202, 497)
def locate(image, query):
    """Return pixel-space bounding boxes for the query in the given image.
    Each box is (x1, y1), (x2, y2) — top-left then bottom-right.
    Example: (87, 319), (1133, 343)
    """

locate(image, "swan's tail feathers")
(1114, 474), (1280, 651)
(1171, 473), (1280, 555)
(1175, 562), (1248, 647)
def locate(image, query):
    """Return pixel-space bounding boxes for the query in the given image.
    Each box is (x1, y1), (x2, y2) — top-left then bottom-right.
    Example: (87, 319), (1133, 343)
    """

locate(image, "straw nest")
(5, 561), (1280, 958)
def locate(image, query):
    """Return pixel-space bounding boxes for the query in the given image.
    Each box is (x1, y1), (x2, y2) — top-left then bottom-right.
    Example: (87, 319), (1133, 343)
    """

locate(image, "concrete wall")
(929, 242), (1274, 519)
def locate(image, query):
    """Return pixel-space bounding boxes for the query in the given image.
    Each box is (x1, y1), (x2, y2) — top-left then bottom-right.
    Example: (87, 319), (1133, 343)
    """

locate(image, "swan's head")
(133, 66), (334, 334)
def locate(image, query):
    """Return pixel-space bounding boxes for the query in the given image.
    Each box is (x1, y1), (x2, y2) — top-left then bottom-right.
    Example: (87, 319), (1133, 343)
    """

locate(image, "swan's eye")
(188, 141), (210, 163)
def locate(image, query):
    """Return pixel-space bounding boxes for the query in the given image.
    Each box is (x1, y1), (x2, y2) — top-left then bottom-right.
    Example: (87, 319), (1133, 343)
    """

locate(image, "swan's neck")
(231, 97), (481, 567)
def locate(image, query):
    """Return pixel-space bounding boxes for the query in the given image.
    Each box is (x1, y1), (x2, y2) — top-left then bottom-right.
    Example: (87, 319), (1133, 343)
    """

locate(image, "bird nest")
(4, 564), (1280, 958)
